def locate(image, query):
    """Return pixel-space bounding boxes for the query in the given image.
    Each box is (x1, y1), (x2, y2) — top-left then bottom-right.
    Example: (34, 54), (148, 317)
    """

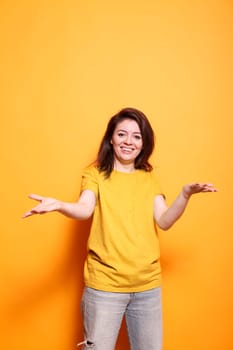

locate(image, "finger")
(203, 187), (218, 192)
(190, 183), (201, 190)
(192, 183), (214, 190)
(202, 183), (214, 188)
(22, 205), (47, 218)
(22, 210), (34, 218)
(191, 183), (201, 187)
(28, 193), (44, 201)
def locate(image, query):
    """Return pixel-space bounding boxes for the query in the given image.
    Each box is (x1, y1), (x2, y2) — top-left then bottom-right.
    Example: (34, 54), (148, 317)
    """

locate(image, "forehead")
(115, 119), (141, 132)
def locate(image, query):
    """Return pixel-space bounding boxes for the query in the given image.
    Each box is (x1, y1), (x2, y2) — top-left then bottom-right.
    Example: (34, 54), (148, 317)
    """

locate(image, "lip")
(120, 146), (134, 151)
(120, 147), (135, 153)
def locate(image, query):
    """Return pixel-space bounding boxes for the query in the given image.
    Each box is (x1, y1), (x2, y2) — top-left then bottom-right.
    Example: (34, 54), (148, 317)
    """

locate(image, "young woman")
(23, 107), (217, 350)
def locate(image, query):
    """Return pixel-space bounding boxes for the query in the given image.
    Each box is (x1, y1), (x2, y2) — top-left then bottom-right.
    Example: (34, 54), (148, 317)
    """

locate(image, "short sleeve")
(80, 166), (99, 197)
(151, 171), (166, 199)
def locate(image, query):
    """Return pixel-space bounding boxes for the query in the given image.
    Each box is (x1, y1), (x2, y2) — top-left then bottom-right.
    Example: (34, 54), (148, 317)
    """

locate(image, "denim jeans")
(78, 286), (163, 350)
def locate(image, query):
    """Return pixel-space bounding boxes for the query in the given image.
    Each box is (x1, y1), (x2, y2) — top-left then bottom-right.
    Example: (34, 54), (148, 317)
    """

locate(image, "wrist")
(182, 188), (191, 200)
(56, 200), (63, 212)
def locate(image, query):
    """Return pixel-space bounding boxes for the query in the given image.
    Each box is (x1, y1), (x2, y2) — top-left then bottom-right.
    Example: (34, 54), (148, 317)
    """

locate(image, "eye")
(134, 135), (142, 140)
(117, 132), (125, 137)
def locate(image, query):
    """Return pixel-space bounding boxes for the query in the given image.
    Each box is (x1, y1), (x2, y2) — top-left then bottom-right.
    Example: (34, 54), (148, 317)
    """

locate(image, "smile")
(121, 147), (134, 152)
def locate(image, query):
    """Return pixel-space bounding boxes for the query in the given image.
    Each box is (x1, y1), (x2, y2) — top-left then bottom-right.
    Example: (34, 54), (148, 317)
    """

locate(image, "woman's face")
(111, 119), (143, 168)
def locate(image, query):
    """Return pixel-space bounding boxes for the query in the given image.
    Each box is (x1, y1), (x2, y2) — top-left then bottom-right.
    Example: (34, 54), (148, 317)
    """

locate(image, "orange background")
(1, 1), (233, 349)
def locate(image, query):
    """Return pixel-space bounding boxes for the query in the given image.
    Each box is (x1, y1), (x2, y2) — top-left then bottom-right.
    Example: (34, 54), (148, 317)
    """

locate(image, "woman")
(23, 107), (217, 350)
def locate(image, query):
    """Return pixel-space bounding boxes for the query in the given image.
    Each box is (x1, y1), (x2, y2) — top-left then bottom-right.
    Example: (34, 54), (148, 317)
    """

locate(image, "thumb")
(28, 193), (44, 202)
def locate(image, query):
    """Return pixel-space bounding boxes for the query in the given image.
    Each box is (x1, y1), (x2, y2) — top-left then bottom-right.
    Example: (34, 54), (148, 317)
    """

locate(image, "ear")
(110, 139), (113, 144)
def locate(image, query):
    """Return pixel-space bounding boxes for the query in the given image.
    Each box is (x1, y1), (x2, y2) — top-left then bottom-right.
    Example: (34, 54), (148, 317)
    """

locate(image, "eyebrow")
(117, 129), (142, 134)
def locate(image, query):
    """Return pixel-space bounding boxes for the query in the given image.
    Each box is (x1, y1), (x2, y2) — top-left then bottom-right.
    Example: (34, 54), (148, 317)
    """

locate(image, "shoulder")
(149, 169), (160, 182)
(82, 163), (100, 178)
(141, 169), (164, 196)
(83, 163), (99, 174)
(137, 168), (160, 182)
(82, 163), (107, 184)
(81, 164), (102, 195)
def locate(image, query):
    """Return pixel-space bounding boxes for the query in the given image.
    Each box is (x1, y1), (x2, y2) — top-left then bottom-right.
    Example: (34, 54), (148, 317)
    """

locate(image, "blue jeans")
(78, 287), (163, 350)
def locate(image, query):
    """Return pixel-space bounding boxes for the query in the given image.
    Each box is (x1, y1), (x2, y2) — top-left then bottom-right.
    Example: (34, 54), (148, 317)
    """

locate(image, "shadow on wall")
(2, 218), (130, 349)
(2, 219), (90, 349)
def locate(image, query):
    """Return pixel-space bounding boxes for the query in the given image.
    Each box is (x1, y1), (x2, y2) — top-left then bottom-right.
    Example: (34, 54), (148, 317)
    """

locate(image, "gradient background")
(1, 0), (233, 349)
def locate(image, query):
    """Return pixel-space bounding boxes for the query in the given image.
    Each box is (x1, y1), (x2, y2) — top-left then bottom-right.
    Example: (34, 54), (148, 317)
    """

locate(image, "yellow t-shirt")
(81, 165), (164, 292)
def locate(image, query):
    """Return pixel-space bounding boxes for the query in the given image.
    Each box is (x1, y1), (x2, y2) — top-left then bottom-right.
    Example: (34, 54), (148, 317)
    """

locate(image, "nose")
(124, 134), (132, 144)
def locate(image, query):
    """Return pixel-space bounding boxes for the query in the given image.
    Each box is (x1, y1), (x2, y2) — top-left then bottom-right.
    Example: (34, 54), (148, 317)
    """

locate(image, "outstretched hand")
(182, 183), (218, 199)
(22, 194), (60, 218)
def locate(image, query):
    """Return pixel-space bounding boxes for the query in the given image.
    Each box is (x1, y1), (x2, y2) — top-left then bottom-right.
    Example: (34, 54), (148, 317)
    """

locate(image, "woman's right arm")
(22, 189), (96, 220)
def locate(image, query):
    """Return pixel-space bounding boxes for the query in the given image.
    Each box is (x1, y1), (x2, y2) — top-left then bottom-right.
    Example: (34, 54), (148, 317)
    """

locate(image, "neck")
(113, 160), (135, 173)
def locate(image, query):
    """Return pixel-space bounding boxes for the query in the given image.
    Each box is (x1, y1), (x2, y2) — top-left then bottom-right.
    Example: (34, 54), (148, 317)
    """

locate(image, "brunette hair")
(97, 107), (155, 177)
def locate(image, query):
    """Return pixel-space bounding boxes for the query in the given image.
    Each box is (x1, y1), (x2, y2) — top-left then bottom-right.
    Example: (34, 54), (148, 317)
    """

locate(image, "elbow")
(76, 208), (93, 220)
(157, 222), (172, 231)
(74, 201), (95, 220)
(156, 217), (173, 231)
(77, 212), (93, 221)
(156, 212), (180, 231)
(57, 200), (95, 221)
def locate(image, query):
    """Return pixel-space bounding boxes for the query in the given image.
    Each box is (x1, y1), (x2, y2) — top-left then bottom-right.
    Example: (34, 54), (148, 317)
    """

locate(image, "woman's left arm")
(154, 183), (218, 231)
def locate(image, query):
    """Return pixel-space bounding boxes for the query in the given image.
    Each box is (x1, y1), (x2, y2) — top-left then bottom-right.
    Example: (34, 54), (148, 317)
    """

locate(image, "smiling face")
(111, 118), (143, 171)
